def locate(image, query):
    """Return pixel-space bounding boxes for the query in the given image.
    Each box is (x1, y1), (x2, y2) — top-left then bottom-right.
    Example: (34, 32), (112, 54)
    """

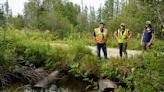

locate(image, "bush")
(0, 29), (163, 92)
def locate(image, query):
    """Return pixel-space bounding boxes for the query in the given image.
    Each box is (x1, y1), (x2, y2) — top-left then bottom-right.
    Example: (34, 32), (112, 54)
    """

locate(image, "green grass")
(0, 29), (163, 92)
(54, 34), (162, 50)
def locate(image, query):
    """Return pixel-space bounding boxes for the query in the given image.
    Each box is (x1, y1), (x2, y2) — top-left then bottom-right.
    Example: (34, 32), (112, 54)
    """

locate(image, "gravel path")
(50, 43), (142, 58)
(87, 46), (141, 58)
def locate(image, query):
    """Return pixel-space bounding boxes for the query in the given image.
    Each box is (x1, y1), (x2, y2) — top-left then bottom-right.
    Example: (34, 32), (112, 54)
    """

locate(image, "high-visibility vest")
(95, 28), (108, 43)
(118, 29), (129, 43)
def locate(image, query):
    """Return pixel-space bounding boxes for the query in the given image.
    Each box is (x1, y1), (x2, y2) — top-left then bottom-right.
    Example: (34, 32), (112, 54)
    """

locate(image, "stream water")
(7, 75), (97, 92)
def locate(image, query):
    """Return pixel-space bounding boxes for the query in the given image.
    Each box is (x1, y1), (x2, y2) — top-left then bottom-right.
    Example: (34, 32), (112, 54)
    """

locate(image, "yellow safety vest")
(118, 29), (129, 43)
(95, 28), (108, 43)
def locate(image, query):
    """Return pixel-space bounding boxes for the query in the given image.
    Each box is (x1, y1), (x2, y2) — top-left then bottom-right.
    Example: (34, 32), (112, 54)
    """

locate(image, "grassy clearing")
(0, 29), (163, 92)
(54, 32), (162, 50)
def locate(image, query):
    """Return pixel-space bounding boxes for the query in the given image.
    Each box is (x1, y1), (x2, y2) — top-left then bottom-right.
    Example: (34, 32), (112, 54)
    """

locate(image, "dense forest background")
(0, 0), (163, 92)
(0, 0), (163, 39)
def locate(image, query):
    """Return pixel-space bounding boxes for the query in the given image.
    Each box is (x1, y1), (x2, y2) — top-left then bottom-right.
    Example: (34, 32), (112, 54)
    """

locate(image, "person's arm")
(114, 31), (119, 41)
(93, 31), (96, 40)
(140, 30), (145, 45)
(147, 32), (155, 46)
(106, 30), (109, 40)
(127, 31), (132, 41)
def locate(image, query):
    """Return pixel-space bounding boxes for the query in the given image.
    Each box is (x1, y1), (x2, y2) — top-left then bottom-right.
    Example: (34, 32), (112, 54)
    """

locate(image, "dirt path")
(50, 43), (142, 58)
(87, 46), (141, 58)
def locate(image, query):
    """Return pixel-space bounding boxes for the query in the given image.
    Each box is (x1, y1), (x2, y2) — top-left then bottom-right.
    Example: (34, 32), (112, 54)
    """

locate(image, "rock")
(98, 79), (116, 92)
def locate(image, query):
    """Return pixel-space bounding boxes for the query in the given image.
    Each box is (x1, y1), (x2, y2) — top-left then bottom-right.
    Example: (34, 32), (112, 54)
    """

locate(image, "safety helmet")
(120, 23), (126, 27)
(145, 21), (151, 25)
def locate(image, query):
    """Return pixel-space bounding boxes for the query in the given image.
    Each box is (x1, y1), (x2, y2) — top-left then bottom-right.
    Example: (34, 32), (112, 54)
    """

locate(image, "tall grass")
(54, 35), (142, 50)
(0, 29), (53, 87)
(0, 29), (163, 92)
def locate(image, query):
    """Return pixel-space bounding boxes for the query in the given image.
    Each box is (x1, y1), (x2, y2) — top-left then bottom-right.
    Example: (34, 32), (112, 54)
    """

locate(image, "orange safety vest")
(95, 28), (108, 43)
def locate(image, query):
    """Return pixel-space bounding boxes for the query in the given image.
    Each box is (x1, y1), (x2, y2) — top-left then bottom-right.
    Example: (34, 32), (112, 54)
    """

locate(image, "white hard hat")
(145, 21), (151, 24)
(120, 23), (125, 26)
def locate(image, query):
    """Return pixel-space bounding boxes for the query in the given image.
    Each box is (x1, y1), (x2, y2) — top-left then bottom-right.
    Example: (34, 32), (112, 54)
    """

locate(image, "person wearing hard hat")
(141, 21), (155, 50)
(114, 23), (132, 57)
(93, 22), (109, 60)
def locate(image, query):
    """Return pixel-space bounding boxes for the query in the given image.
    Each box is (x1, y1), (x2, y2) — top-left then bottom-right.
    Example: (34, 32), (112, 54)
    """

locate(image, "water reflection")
(22, 84), (57, 92)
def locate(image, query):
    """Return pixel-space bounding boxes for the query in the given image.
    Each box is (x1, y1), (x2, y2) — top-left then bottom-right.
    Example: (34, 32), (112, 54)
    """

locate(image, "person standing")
(114, 23), (132, 57)
(93, 22), (109, 59)
(141, 21), (155, 50)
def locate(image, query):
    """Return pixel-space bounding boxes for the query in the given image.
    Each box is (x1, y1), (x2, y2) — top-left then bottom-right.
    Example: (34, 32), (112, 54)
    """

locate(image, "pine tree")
(102, 0), (114, 20)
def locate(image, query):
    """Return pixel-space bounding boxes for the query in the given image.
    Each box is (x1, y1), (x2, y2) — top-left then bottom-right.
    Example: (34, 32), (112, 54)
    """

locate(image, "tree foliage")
(99, 0), (163, 37)
(0, 6), (6, 28)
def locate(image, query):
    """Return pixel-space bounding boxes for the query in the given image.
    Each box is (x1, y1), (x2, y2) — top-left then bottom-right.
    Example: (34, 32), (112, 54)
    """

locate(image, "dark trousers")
(118, 43), (127, 57)
(142, 42), (152, 50)
(97, 43), (107, 59)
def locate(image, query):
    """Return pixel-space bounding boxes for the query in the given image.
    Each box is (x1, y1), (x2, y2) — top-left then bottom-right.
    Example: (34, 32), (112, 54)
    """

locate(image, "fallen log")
(34, 70), (60, 88)
(34, 67), (48, 80)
